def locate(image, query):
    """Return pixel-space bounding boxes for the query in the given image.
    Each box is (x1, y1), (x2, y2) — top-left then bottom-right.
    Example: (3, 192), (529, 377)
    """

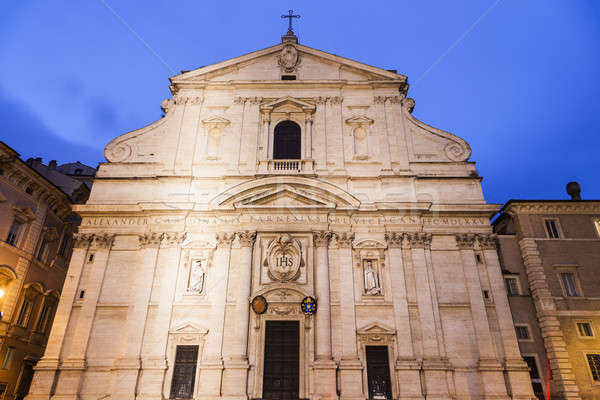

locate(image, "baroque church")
(25, 26), (536, 400)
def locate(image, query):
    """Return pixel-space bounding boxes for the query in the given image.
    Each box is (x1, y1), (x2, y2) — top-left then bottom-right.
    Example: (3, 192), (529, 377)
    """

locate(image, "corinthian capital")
(405, 232), (432, 249)
(333, 232), (355, 248)
(161, 232), (187, 248)
(90, 233), (116, 249)
(73, 233), (93, 249)
(384, 232), (403, 248)
(477, 234), (498, 250)
(455, 233), (477, 249)
(237, 231), (257, 247)
(313, 231), (332, 248)
(215, 233), (235, 247)
(139, 232), (163, 248)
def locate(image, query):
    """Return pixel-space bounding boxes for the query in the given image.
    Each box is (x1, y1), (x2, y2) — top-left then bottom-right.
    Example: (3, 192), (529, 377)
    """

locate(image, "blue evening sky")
(1, 1), (598, 204)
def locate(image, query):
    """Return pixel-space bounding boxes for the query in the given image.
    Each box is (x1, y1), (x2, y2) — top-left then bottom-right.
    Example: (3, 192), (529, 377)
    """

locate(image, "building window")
(560, 272), (580, 297)
(505, 277), (520, 296)
(6, 221), (22, 246)
(523, 356), (545, 399)
(35, 304), (52, 333)
(1, 347), (14, 370)
(37, 238), (48, 262)
(515, 325), (530, 340)
(170, 345), (199, 399)
(58, 234), (71, 258)
(475, 253), (483, 264)
(594, 219), (600, 238)
(15, 299), (32, 327)
(586, 353), (600, 382)
(576, 322), (594, 338)
(273, 120), (301, 160)
(544, 219), (560, 238)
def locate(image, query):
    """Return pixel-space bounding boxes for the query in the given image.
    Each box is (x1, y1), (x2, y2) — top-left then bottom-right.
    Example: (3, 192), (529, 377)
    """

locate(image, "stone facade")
(26, 32), (535, 400)
(494, 200), (600, 400)
(0, 142), (91, 399)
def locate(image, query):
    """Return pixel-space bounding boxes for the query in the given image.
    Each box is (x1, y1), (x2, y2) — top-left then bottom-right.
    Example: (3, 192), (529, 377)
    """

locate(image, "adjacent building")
(26, 29), (536, 400)
(0, 143), (92, 399)
(494, 186), (600, 400)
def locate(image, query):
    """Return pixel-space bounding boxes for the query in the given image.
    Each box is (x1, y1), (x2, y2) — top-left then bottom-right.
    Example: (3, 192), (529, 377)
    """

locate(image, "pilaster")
(312, 231), (337, 400)
(517, 237), (580, 400)
(198, 233), (234, 399)
(25, 234), (92, 400)
(112, 232), (163, 400)
(385, 233), (423, 399)
(222, 231), (256, 398)
(52, 233), (115, 400)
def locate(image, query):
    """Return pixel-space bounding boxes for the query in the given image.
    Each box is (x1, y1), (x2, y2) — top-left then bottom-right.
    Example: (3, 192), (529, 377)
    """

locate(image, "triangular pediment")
(261, 97), (315, 113)
(234, 185), (333, 209)
(170, 321), (208, 335)
(357, 323), (396, 336)
(170, 43), (406, 86)
(211, 177), (361, 211)
(345, 115), (374, 126)
(202, 116), (231, 127)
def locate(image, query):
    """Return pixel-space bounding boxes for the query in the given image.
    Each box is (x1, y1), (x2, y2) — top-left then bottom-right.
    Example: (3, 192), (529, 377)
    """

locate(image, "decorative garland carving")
(404, 232), (432, 249)
(161, 232), (187, 248)
(384, 232), (403, 248)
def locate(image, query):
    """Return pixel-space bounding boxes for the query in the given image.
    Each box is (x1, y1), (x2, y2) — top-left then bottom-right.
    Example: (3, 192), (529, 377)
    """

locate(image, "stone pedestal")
(312, 359), (338, 400)
(198, 359), (225, 399)
(222, 359), (250, 399)
(395, 359), (424, 400)
(338, 358), (364, 400)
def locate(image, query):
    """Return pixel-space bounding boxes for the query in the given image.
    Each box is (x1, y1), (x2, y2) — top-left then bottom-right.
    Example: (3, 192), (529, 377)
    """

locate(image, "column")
(385, 233), (423, 399)
(52, 233), (115, 400)
(373, 96), (392, 172)
(239, 99), (260, 173)
(305, 112), (313, 160)
(198, 233), (234, 399)
(112, 233), (163, 399)
(261, 110), (271, 160)
(314, 97), (327, 172)
(138, 232), (186, 400)
(456, 234), (507, 398)
(482, 235), (547, 399)
(312, 232), (337, 399)
(406, 233), (451, 399)
(223, 231), (256, 398)
(25, 234), (92, 400)
(335, 232), (364, 400)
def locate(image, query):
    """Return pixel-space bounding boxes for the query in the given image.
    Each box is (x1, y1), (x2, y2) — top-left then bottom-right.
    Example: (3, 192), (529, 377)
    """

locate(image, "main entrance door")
(263, 321), (299, 400)
(366, 346), (392, 400)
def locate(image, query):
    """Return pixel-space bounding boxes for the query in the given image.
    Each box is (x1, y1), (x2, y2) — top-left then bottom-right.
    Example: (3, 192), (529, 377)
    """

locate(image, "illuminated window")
(505, 277), (520, 296)
(37, 238), (48, 262)
(560, 272), (580, 297)
(544, 219), (560, 238)
(515, 325), (530, 340)
(1, 347), (14, 369)
(16, 299), (32, 327)
(6, 221), (22, 246)
(586, 354), (600, 382)
(35, 304), (52, 333)
(576, 322), (594, 338)
(594, 220), (600, 238)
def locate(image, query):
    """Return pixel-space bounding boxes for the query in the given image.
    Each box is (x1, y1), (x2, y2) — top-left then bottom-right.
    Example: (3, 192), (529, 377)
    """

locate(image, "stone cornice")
(503, 201), (600, 216)
(0, 151), (73, 218)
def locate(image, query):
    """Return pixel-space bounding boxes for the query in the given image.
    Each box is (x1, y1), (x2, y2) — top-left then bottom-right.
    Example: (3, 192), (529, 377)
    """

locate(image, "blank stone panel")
(431, 250), (468, 304)
(98, 250), (138, 304)
(86, 308), (127, 361)
(440, 309), (478, 367)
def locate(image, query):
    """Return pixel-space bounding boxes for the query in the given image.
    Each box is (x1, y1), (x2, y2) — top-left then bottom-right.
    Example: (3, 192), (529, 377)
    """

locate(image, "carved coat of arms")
(278, 44), (301, 73)
(265, 234), (303, 282)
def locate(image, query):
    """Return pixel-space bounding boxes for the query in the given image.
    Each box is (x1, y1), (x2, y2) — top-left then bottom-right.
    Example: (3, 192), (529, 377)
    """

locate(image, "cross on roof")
(281, 10), (300, 33)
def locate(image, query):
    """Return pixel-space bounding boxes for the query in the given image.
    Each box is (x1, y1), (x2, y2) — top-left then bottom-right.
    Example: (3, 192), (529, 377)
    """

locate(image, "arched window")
(273, 121), (301, 159)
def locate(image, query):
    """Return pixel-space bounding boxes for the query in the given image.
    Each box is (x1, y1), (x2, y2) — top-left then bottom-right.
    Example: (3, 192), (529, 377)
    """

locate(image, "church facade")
(26, 31), (536, 400)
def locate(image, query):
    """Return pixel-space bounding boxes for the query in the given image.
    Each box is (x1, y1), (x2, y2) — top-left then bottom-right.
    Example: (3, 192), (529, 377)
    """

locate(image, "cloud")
(0, 85), (102, 166)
